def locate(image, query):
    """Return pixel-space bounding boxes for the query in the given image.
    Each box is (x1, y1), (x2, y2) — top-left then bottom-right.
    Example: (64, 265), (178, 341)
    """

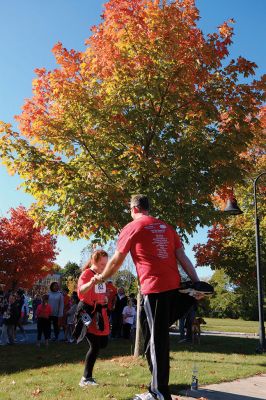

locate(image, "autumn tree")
(194, 212), (265, 319)
(0, 0), (265, 242)
(0, 206), (57, 290)
(194, 107), (266, 319)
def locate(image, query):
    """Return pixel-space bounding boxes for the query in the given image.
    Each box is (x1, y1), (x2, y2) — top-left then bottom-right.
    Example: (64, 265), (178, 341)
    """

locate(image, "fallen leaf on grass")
(139, 384), (147, 389)
(31, 388), (43, 396)
(105, 394), (117, 399)
(11, 380), (16, 385)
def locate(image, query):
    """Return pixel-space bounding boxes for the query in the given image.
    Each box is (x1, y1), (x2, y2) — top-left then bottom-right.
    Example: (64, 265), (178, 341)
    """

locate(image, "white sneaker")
(79, 377), (98, 387)
(133, 393), (155, 400)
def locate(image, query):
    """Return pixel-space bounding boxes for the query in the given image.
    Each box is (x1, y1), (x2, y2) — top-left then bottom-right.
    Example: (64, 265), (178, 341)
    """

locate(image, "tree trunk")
(134, 289), (142, 357)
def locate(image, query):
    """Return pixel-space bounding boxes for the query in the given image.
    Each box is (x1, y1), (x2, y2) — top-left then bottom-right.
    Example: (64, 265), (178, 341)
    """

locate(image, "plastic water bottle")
(191, 364), (198, 390)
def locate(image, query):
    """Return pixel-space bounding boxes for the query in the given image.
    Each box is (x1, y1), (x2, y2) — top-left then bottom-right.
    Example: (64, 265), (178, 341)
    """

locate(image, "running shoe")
(133, 393), (156, 400)
(179, 281), (214, 296)
(79, 377), (98, 387)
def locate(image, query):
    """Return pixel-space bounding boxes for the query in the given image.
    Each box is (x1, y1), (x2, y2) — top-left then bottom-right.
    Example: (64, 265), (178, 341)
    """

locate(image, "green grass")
(203, 318), (262, 334)
(0, 336), (266, 400)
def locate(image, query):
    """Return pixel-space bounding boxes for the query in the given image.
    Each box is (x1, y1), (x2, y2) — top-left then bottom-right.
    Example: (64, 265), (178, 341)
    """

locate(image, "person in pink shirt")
(36, 294), (52, 347)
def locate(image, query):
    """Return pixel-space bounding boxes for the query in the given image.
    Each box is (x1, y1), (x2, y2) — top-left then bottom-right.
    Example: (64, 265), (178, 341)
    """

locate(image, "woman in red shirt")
(77, 250), (110, 387)
(36, 294), (52, 347)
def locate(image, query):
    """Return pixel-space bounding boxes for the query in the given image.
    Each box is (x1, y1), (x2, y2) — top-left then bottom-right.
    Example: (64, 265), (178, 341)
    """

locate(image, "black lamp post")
(253, 172), (266, 353)
(224, 172), (266, 353)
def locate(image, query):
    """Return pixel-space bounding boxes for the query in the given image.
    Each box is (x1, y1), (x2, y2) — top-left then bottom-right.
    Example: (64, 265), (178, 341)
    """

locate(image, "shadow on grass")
(1, 336), (265, 375)
(0, 339), (133, 375)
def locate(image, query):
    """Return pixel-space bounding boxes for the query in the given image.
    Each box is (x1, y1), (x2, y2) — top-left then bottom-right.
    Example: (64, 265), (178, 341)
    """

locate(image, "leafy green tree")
(61, 261), (81, 289)
(207, 270), (239, 319)
(0, 0), (265, 242)
(113, 270), (138, 295)
(62, 261), (81, 280)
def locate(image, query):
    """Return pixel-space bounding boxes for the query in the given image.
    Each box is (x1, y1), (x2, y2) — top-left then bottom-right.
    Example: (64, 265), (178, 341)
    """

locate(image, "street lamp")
(253, 172), (266, 353)
(224, 197), (243, 215)
(224, 172), (266, 353)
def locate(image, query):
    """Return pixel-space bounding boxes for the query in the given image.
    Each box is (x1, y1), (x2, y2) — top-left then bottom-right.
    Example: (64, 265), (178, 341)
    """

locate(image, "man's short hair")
(130, 194), (150, 211)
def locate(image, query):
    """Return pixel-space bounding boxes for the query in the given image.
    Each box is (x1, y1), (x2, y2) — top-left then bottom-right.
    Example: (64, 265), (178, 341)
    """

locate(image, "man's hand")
(98, 251), (127, 281)
(79, 275), (99, 294)
(93, 274), (104, 284)
(176, 248), (200, 283)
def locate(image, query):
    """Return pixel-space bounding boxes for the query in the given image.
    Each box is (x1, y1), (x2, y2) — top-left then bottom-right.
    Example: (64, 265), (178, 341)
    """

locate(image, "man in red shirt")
(91, 194), (203, 400)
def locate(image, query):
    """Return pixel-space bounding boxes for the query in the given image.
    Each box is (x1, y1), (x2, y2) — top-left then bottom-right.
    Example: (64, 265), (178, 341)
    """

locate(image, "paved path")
(176, 374), (266, 400)
(170, 331), (259, 339)
(0, 323), (261, 344)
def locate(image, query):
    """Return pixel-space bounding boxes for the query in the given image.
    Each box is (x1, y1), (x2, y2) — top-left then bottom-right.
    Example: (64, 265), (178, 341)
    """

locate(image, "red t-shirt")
(117, 215), (182, 294)
(106, 282), (118, 311)
(36, 303), (52, 319)
(77, 268), (110, 336)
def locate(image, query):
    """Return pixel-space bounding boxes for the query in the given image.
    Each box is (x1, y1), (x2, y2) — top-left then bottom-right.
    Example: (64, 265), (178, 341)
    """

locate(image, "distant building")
(31, 273), (62, 294)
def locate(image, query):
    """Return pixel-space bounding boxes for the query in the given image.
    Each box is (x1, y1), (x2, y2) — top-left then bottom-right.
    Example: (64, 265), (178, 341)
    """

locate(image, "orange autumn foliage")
(0, 0), (265, 242)
(0, 207), (57, 290)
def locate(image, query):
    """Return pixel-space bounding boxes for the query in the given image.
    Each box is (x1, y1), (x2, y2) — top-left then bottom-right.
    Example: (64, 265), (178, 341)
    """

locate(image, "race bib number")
(95, 282), (106, 294)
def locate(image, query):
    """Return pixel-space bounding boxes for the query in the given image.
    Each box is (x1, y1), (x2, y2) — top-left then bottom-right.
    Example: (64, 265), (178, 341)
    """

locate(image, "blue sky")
(0, 1), (265, 274)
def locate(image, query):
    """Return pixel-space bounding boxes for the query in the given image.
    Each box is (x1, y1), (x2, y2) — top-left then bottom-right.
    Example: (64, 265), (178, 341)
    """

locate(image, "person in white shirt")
(48, 282), (64, 341)
(122, 298), (136, 339)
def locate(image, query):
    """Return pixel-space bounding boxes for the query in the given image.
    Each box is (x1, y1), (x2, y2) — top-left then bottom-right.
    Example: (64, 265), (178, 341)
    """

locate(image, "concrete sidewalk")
(176, 374), (266, 400)
(23, 324), (259, 338)
(22, 324), (259, 336)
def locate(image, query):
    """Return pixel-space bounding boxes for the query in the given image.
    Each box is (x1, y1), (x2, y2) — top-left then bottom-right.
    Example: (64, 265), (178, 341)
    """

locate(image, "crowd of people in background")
(0, 281), (198, 350)
(0, 288), (28, 345)
(0, 280), (139, 347)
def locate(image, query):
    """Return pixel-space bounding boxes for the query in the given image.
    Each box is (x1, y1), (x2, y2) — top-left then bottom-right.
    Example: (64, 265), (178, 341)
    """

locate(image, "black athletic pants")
(141, 289), (196, 400)
(84, 333), (108, 379)
(123, 323), (132, 339)
(37, 317), (50, 340)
